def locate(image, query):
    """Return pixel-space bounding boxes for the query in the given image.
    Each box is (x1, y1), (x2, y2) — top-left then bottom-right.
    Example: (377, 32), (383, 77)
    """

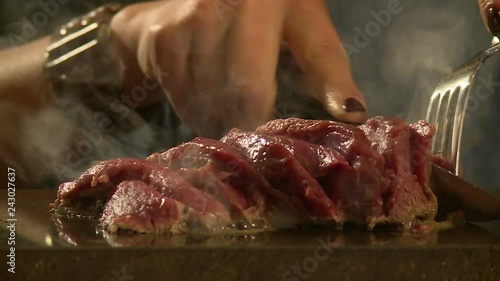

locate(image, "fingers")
(173, 0), (234, 137)
(114, 0), (285, 137)
(189, 2), (230, 110)
(477, 0), (500, 35)
(138, 4), (192, 109)
(117, 1), (194, 126)
(283, 0), (367, 123)
(225, 0), (286, 131)
(111, 1), (167, 107)
(112, 0), (366, 139)
(111, 2), (160, 55)
(113, 0), (285, 137)
(477, 0), (500, 13)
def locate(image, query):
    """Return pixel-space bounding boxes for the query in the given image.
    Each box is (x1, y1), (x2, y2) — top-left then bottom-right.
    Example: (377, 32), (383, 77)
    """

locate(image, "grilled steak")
(360, 117), (437, 223)
(53, 117), (438, 234)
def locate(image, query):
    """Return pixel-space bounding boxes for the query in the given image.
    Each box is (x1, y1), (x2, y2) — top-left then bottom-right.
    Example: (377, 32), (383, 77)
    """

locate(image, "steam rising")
(330, 0), (489, 120)
(1, 0), (499, 190)
(381, 3), (484, 122)
(331, 0), (499, 190)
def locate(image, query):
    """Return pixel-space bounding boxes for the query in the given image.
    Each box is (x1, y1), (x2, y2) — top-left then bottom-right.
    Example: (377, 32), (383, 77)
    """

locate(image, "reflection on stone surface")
(1, 190), (498, 249)
(52, 214), (499, 248)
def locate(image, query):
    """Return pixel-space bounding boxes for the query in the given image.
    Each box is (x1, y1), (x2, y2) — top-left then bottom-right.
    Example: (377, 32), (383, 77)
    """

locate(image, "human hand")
(111, 0), (366, 138)
(477, 0), (500, 36)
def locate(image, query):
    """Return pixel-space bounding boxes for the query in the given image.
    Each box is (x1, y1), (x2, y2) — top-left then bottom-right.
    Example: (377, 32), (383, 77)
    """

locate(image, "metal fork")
(426, 8), (500, 175)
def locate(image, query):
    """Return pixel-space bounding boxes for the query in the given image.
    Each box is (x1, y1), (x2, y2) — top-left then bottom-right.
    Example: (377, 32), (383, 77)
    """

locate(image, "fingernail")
(342, 98), (366, 112)
(488, 7), (500, 36)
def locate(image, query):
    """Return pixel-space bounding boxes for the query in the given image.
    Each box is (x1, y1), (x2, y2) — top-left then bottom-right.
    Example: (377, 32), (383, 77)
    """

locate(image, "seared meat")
(360, 117), (437, 224)
(53, 117), (438, 234)
(100, 180), (184, 233)
(221, 129), (341, 222)
(54, 158), (232, 232)
(256, 118), (389, 226)
(148, 137), (293, 227)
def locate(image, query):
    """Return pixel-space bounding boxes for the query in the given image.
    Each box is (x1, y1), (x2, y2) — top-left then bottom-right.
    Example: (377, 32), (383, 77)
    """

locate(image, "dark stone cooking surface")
(0, 190), (499, 281)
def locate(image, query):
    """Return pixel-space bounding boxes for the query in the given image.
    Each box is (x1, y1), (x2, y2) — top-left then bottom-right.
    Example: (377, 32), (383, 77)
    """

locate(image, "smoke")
(1, 0), (498, 189)
(0, 97), (165, 186)
(329, 0), (500, 190)
(330, 0), (490, 121)
(381, 2), (486, 122)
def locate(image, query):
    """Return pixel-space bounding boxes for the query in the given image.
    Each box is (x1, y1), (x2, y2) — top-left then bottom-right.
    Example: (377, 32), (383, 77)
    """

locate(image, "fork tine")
(450, 80), (474, 173)
(437, 90), (451, 156)
(426, 93), (440, 127)
(443, 87), (460, 162)
(429, 74), (476, 174)
(426, 8), (500, 176)
(427, 87), (451, 158)
(426, 92), (441, 155)
(440, 87), (461, 166)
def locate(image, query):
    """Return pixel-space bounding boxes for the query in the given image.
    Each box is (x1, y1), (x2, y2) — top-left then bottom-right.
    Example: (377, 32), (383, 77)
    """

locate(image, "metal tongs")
(426, 8), (500, 221)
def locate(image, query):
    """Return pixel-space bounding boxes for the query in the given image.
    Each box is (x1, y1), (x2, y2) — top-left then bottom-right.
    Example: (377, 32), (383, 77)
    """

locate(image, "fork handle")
(487, 7), (500, 38)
